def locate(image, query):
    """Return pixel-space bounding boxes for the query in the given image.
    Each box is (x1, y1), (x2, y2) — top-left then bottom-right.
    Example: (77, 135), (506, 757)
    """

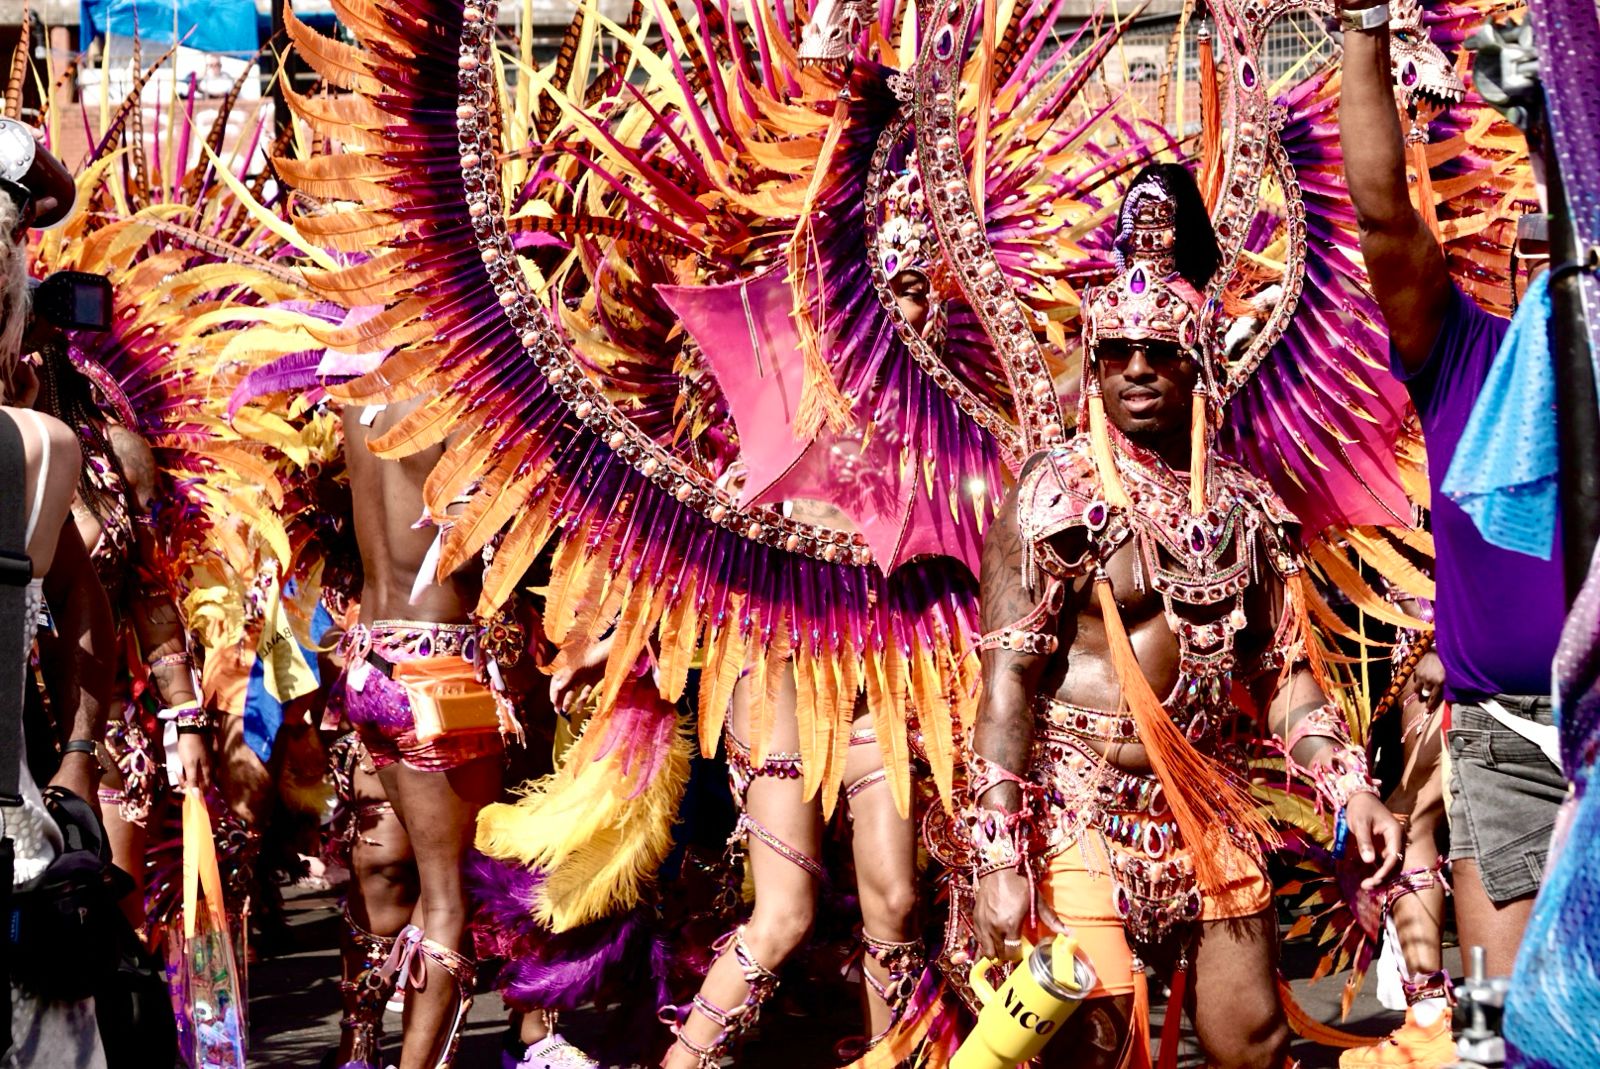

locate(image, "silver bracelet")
(1339, 3), (1391, 31)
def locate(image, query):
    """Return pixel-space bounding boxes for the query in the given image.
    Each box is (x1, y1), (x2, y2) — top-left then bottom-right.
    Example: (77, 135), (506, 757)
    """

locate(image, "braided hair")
(1119, 162), (1221, 293)
(34, 340), (131, 525)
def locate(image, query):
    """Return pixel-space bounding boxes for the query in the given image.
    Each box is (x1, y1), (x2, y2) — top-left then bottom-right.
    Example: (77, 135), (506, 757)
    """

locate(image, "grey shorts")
(1446, 696), (1566, 903)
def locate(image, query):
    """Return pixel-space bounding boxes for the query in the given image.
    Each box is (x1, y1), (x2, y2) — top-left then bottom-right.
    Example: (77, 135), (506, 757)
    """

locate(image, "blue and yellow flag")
(243, 572), (332, 763)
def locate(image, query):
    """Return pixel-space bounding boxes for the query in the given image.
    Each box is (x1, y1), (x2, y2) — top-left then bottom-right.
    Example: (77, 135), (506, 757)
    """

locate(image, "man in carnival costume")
(967, 164), (1403, 1069)
(1338, 0), (1567, 1053)
(338, 397), (532, 1069)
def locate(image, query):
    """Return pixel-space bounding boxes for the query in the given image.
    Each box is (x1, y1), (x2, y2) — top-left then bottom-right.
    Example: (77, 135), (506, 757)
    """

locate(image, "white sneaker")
(518, 1035), (600, 1069)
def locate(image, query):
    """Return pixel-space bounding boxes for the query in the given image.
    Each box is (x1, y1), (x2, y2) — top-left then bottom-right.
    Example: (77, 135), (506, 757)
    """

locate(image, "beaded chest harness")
(1004, 435), (1301, 948)
(1016, 434), (1299, 706)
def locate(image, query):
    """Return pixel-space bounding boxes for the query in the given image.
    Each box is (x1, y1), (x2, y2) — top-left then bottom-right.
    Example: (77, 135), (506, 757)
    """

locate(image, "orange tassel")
(1157, 966), (1187, 1069)
(1189, 391), (1208, 516)
(1198, 26), (1223, 211)
(1088, 392), (1132, 509)
(1095, 579), (1276, 894)
(1121, 970), (1154, 1069)
(1278, 976), (1372, 1048)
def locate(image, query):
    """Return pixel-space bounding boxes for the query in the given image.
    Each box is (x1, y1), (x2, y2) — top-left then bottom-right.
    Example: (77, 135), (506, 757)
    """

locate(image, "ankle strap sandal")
(860, 930), (926, 1047)
(339, 909), (399, 1068)
(658, 927), (780, 1067)
(376, 925), (477, 1068)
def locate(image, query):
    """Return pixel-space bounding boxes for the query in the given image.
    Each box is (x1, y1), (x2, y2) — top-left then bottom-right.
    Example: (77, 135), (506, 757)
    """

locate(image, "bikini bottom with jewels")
(1029, 718), (1268, 953)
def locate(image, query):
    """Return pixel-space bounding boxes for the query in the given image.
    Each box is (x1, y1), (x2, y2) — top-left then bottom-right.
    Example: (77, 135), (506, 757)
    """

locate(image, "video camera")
(27, 272), (113, 334)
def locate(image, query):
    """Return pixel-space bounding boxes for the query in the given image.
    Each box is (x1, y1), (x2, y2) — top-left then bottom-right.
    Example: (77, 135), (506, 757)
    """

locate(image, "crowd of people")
(0, 0), (1595, 1067)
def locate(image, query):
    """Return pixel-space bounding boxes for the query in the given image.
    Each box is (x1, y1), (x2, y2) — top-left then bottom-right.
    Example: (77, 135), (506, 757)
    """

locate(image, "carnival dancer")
(660, 605), (922, 1067)
(1337, 0), (1566, 1007)
(32, 340), (213, 935)
(1342, 582), (1452, 1068)
(341, 395), (518, 1069)
(967, 166), (1403, 1069)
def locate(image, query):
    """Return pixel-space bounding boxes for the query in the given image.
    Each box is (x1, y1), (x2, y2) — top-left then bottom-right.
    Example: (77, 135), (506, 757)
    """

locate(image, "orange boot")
(1339, 967), (1455, 1069)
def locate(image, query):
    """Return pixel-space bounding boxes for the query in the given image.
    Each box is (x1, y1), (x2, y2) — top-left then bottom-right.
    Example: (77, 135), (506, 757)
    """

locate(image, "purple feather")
(226, 350), (333, 417)
(466, 850), (670, 1013)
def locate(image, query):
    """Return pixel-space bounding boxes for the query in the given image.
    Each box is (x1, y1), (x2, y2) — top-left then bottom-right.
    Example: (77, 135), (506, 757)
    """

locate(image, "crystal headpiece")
(797, 0), (875, 64)
(1389, 0), (1467, 109)
(876, 162), (933, 280)
(1083, 179), (1205, 356)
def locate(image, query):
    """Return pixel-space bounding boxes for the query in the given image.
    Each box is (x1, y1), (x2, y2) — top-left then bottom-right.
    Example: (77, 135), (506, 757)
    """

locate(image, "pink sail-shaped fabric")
(660, 270), (981, 574)
(657, 270), (810, 506)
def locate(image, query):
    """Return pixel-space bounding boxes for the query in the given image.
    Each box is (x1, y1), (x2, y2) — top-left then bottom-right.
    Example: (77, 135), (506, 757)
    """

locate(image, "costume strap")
(1283, 702), (1381, 813)
(658, 927), (780, 1067)
(845, 769), (888, 803)
(340, 907), (398, 1067)
(860, 930), (926, 1049)
(979, 576), (1065, 656)
(376, 925), (476, 1069)
(724, 728), (825, 881)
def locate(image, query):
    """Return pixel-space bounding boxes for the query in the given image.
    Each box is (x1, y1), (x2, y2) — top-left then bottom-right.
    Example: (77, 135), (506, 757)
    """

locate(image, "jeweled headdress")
(1082, 175), (1214, 516)
(876, 162), (932, 280)
(1083, 178), (1206, 358)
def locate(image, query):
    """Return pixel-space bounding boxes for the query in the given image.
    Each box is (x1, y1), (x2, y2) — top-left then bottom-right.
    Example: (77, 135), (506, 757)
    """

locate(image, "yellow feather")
(199, 143), (340, 271)
(655, 584), (701, 703)
(698, 602), (749, 755)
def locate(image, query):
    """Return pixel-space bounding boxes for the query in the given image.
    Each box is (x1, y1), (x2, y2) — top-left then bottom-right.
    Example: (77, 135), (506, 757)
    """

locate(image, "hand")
(177, 732), (212, 793)
(973, 868), (1063, 961)
(48, 751), (101, 820)
(1345, 792), (1404, 888)
(549, 634), (614, 717)
(1401, 651), (1446, 715)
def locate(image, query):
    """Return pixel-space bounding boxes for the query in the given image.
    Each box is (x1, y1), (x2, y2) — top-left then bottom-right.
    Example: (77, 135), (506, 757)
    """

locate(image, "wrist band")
(62, 739), (98, 758)
(1338, 3), (1390, 31)
(149, 651), (194, 669)
(159, 703), (211, 731)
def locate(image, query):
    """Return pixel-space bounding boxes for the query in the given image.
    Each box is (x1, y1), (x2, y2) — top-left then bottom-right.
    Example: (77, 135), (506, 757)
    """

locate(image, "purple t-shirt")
(1393, 285), (1565, 703)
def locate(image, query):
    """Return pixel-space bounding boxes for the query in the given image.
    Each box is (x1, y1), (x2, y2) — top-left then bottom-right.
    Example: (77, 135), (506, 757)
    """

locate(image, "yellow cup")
(951, 934), (1096, 1069)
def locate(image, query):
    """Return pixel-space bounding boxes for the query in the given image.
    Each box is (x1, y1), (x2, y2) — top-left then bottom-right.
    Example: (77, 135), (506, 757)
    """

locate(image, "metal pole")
(265, 0), (289, 130)
(1546, 152), (1600, 606)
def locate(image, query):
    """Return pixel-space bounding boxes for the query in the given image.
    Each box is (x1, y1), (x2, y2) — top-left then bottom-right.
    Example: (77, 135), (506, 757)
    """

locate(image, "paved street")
(250, 883), (1462, 1068)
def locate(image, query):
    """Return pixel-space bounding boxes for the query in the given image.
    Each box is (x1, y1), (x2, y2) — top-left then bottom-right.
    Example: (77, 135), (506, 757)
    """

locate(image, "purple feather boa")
(466, 850), (671, 1056)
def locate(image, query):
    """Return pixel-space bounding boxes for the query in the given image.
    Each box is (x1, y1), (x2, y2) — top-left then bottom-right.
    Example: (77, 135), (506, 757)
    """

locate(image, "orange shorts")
(1026, 839), (1272, 997)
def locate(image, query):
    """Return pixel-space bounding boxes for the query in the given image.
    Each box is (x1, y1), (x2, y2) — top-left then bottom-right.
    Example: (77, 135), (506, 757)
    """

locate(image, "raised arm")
(1338, 0), (1453, 371)
(969, 475), (1053, 960)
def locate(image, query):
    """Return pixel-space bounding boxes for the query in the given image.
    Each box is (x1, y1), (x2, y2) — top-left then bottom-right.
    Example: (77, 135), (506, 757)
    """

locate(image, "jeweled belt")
(341, 620), (479, 670)
(1029, 727), (1201, 949)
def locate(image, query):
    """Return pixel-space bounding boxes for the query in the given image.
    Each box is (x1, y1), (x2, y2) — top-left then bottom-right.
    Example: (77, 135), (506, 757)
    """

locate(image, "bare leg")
(100, 776), (151, 936)
(217, 713), (274, 827)
(338, 762), (418, 1066)
(1386, 704), (1446, 978)
(1451, 861), (1534, 977)
(1189, 911), (1290, 1069)
(843, 711), (918, 1041)
(380, 754), (502, 1069)
(662, 669), (820, 1069)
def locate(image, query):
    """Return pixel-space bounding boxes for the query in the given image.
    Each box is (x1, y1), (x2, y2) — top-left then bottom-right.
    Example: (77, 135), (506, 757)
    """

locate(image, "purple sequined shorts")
(344, 661), (501, 773)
